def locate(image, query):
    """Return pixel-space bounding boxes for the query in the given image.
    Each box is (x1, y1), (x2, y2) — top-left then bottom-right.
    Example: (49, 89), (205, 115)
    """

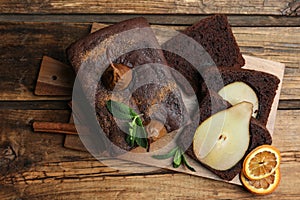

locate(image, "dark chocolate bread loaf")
(162, 14), (245, 98)
(67, 17), (164, 73)
(202, 67), (280, 125)
(178, 91), (272, 181)
(67, 17), (187, 154)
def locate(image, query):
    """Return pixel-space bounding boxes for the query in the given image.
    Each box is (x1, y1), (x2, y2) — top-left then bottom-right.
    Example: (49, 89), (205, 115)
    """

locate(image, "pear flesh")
(193, 102), (252, 171)
(218, 82), (259, 118)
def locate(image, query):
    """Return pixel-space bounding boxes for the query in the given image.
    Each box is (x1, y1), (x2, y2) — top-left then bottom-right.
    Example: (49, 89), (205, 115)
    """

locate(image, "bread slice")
(202, 67), (280, 125)
(162, 14), (245, 98)
(67, 17), (187, 155)
(178, 91), (272, 181)
(183, 15), (245, 68)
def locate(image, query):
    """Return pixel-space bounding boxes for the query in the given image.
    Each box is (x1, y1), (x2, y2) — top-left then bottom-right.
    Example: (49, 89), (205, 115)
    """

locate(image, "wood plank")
(2, 166), (300, 200)
(1, 14), (300, 27)
(232, 27), (300, 72)
(1, 22), (299, 101)
(0, 0), (294, 15)
(0, 109), (70, 127)
(281, 73), (300, 100)
(0, 109), (299, 199)
(278, 100), (300, 109)
(0, 101), (69, 110)
(1, 172), (299, 200)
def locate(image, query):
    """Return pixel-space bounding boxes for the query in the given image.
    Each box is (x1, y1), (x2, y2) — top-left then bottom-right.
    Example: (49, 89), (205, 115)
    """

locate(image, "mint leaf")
(135, 135), (148, 149)
(173, 148), (182, 167)
(135, 126), (148, 149)
(106, 100), (133, 120)
(182, 154), (196, 172)
(152, 146), (195, 172)
(152, 147), (179, 160)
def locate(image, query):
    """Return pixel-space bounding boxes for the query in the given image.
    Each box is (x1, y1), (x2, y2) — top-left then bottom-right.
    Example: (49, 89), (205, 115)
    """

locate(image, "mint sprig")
(106, 100), (148, 149)
(152, 146), (195, 172)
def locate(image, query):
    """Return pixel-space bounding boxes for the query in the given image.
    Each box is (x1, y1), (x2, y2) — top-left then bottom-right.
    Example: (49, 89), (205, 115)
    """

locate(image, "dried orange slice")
(240, 168), (281, 195)
(243, 145), (281, 180)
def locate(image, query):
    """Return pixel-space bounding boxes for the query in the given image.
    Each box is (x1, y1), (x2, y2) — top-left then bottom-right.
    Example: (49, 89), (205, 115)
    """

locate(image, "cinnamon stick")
(33, 121), (78, 135)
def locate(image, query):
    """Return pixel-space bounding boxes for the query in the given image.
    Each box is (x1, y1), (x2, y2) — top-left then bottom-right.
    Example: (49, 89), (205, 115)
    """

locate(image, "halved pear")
(193, 102), (252, 171)
(218, 82), (259, 118)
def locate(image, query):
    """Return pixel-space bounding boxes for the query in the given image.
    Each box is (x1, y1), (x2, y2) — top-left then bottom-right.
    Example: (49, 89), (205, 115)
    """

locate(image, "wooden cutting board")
(35, 56), (75, 96)
(34, 23), (285, 185)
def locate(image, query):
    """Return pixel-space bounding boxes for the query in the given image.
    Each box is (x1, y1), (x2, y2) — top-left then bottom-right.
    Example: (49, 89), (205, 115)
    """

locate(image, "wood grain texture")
(233, 27), (300, 73)
(0, 101), (69, 110)
(0, 22), (299, 101)
(0, 174), (298, 200)
(1, 14), (300, 27)
(0, 22), (88, 101)
(278, 100), (300, 109)
(0, 13), (299, 199)
(0, 0), (293, 15)
(33, 121), (77, 135)
(35, 56), (75, 96)
(0, 109), (299, 199)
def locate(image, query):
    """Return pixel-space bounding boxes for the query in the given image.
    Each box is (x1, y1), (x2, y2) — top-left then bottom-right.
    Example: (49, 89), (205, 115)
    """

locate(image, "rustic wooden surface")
(0, 0), (298, 15)
(1, 0), (300, 199)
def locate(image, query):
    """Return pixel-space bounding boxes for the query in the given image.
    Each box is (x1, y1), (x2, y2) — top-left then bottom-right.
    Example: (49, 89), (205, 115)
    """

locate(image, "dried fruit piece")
(145, 120), (167, 142)
(243, 145), (281, 180)
(240, 168), (281, 195)
(101, 63), (133, 91)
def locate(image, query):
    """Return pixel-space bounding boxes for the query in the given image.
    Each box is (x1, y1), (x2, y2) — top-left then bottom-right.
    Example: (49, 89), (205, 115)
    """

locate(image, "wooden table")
(1, 1), (300, 199)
